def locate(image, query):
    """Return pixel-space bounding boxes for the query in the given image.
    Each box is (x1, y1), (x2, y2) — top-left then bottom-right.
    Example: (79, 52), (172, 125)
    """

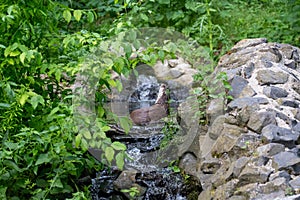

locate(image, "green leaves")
(63, 10), (72, 23)
(73, 10), (82, 22)
(30, 95), (45, 109)
(35, 153), (51, 165)
(105, 146), (114, 164)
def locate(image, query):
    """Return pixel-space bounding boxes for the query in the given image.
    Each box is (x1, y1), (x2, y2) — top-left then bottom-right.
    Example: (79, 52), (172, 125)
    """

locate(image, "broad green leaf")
(2, 160), (22, 172)
(119, 117), (131, 134)
(82, 130), (92, 140)
(0, 44), (6, 49)
(9, 50), (20, 57)
(73, 10), (82, 22)
(19, 93), (29, 106)
(53, 178), (63, 188)
(105, 146), (114, 164)
(81, 138), (89, 151)
(63, 10), (72, 23)
(30, 95), (45, 109)
(111, 141), (126, 151)
(4, 46), (11, 57)
(75, 134), (82, 148)
(35, 153), (51, 165)
(116, 152), (124, 170)
(20, 52), (26, 64)
(140, 13), (148, 22)
(87, 11), (94, 23)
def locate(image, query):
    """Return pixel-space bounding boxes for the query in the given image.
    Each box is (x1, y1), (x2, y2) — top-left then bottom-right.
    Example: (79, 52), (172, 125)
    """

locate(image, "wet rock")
(257, 143), (285, 157)
(263, 86), (288, 100)
(261, 124), (299, 148)
(289, 176), (300, 192)
(247, 111), (276, 133)
(256, 69), (289, 85)
(272, 151), (300, 170)
(114, 170), (138, 190)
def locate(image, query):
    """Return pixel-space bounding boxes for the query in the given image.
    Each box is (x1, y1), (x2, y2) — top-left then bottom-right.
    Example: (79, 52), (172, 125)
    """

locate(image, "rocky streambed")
(90, 38), (300, 200)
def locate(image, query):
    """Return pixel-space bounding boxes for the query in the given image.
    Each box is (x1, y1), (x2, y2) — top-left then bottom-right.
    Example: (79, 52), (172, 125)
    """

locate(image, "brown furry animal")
(130, 84), (169, 125)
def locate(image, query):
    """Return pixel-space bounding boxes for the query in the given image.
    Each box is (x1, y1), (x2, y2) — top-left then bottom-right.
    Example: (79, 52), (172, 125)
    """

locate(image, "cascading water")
(90, 74), (201, 199)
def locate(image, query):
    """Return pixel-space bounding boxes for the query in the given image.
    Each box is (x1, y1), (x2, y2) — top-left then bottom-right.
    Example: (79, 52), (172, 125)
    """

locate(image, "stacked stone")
(197, 38), (300, 199)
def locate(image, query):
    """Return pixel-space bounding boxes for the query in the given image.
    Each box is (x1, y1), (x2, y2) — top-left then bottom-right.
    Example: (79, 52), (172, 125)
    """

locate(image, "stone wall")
(193, 38), (300, 199)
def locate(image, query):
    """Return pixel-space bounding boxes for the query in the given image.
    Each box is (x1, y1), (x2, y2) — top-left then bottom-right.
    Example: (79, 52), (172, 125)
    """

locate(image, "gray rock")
(257, 143), (285, 157)
(231, 38), (267, 52)
(233, 157), (250, 177)
(200, 158), (221, 174)
(238, 163), (273, 185)
(277, 194), (300, 200)
(269, 170), (291, 182)
(289, 176), (300, 191)
(285, 59), (296, 69)
(262, 124), (299, 148)
(263, 60), (273, 68)
(213, 179), (239, 199)
(256, 69), (289, 85)
(114, 170), (138, 190)
(263, 86), (288, 100)
(179, 153), (198, 178)
(243, 62), (255, 79)
(235, 132), (260, 150)
(292, 81), (300, 95)
(229, 76), (250, 98)
(206, 98), (225, 124)
(254, 190), (286, 200)
(247, 111), (276, 133)
(273, 151), (300, 170)
(210, 124), (247, 155)
(296, 109), (300, 121)
(208, 115), (226, 140)
(282, 100), (299, 108)
(169, 68), (184, 78)
(228, 97), (269, 110)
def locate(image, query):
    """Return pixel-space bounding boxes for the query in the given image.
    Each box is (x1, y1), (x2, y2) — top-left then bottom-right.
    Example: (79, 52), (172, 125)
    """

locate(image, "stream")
(90, 74), (201, 199)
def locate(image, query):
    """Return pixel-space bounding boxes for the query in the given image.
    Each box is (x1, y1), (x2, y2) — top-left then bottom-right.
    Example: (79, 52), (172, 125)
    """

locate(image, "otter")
(130, 84), (169, 125)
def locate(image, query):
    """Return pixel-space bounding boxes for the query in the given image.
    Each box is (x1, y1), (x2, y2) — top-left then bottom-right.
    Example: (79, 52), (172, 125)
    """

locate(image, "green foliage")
(1, 0), (300, 199)
(192, 63), (232, 124)
(121, 186), (140, 199)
